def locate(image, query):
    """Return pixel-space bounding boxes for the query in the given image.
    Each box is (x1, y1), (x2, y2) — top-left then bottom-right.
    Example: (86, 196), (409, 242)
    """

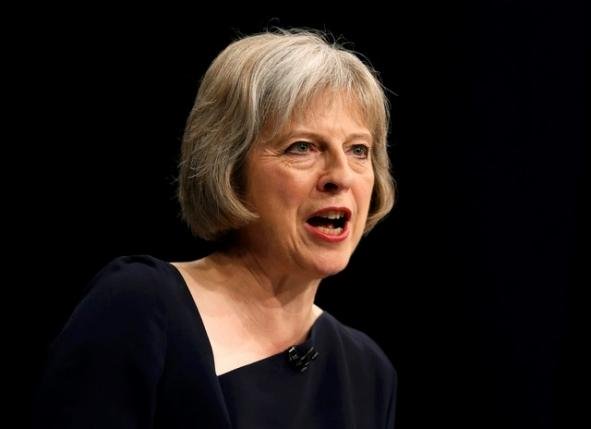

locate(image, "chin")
(310, 255), (351, 278)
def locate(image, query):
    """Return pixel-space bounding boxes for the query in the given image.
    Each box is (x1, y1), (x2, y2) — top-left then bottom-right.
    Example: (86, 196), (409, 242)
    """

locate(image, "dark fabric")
(33, 255), (397, 428)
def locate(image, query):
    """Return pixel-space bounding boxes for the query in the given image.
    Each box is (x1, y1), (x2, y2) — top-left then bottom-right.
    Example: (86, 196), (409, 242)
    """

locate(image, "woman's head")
(178, 28), (395, 242)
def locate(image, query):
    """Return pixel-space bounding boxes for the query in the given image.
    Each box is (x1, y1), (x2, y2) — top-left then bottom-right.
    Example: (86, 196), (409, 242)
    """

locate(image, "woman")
(34, 28), (397, 428)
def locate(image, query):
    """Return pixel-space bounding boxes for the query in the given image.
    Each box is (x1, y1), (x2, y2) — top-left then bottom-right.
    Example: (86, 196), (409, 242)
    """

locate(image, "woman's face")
(240, 95), (375, 279)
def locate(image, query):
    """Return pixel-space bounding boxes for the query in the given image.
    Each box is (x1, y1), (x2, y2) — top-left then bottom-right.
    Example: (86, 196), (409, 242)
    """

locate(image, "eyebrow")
(285, 130), (373, 145)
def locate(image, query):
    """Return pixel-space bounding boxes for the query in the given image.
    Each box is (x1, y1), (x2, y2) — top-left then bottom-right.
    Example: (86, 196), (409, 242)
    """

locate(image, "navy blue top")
(33, 255), (397, 428)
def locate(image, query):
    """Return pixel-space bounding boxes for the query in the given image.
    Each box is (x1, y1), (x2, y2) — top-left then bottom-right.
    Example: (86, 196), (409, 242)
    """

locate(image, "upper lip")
(306, 207), (352, 222)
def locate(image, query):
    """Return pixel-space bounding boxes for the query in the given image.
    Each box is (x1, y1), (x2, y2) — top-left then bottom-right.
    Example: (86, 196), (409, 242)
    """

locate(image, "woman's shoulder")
(92, 254), (173, 282)
(83, 254), (176, 299)
(316, 312), (397, 424)
(65, 255), (178, 330)
(321, 311), (396, 376)
(35, 256), (172, 426)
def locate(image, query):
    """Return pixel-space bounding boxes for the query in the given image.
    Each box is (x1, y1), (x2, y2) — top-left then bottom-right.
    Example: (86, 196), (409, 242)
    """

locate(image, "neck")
(195, 250), (322, 347)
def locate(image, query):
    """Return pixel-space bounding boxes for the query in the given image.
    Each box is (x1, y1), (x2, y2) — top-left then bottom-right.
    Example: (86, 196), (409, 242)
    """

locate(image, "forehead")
(293, 92), (366, 124)
(264, 92), (370, 142)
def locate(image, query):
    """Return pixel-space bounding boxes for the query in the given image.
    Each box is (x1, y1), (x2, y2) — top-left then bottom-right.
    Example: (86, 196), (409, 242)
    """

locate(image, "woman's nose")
(317, 151), (353, 193)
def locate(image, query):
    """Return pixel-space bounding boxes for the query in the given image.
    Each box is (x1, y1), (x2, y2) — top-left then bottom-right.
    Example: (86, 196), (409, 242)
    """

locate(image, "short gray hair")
(178, 28), (396, 241)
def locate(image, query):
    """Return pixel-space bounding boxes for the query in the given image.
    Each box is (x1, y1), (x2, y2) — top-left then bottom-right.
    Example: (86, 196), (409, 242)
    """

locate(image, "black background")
(17, 2), (586, 428)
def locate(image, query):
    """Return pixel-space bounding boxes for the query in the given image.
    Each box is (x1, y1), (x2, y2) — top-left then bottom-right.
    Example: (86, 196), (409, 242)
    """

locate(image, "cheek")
(273, 162), (313, 190)
(358, 173), (375, 210)
(249, 165), (310, 212)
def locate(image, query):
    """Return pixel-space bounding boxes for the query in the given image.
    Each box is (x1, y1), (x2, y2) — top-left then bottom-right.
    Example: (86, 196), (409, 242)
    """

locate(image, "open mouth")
(306, 209), (351, 237)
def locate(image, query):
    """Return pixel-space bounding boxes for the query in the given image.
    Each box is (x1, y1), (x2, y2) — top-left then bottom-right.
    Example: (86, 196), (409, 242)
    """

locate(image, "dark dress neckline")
(165, 261), (327, 378)
(217, 311), (326, 379)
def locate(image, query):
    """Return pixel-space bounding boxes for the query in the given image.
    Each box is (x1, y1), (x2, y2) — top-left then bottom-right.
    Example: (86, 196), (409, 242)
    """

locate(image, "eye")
(286, 141), (313, 154)
(351, 144), (370, 159)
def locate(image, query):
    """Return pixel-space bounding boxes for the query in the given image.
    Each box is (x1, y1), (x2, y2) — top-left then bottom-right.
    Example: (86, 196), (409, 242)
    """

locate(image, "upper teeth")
(321, 211), (345, 220)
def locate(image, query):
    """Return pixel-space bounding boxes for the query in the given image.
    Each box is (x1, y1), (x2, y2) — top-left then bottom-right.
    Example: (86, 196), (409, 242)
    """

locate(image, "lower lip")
(304, 222), (350, 243)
